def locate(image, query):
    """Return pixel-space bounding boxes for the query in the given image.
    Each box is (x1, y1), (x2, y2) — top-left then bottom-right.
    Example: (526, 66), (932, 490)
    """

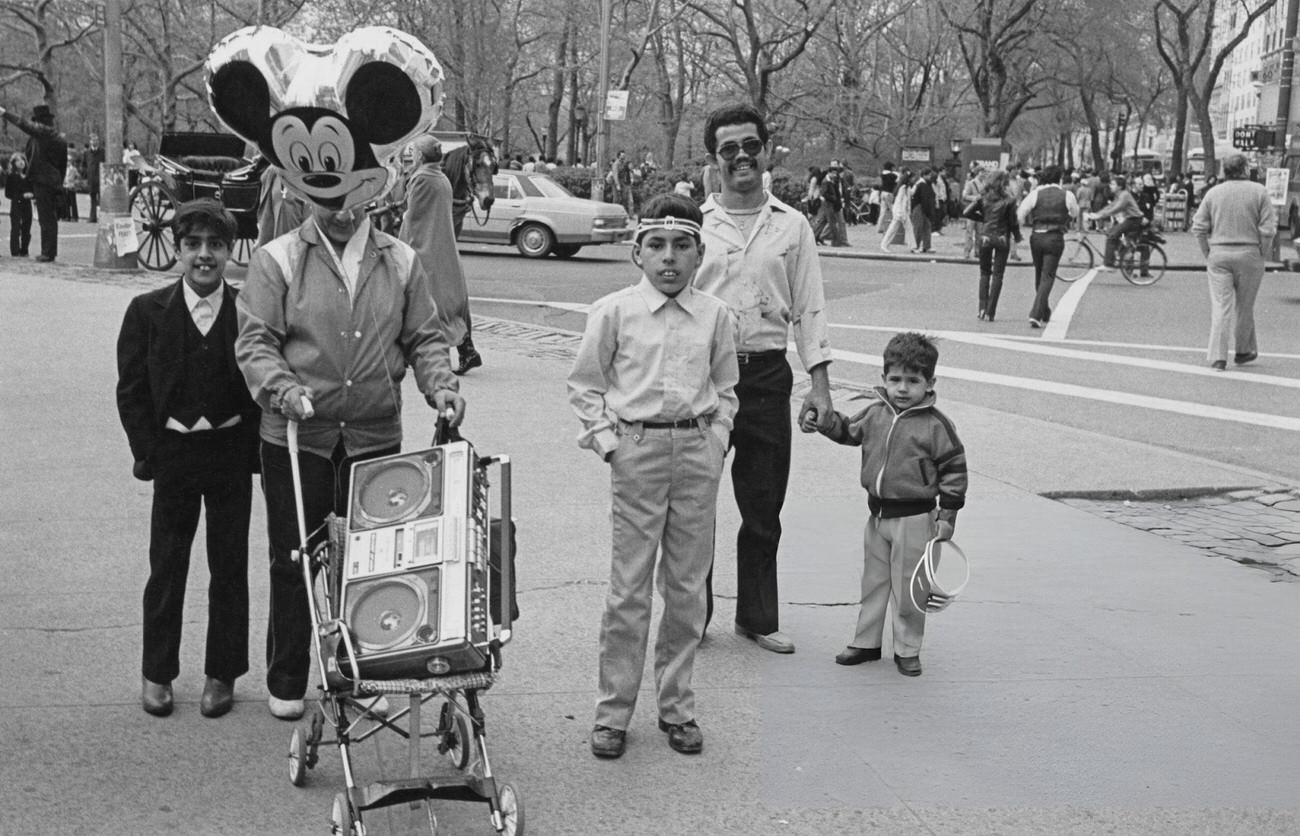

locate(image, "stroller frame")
(284, 421), (521, 835)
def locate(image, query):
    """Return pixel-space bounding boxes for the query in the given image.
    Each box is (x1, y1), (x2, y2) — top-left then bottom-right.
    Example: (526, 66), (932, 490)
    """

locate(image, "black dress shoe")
(590, 725), (626, 759)
(199, 677), (234, 718)
(894, 654), (922, 677)
(835, 646), (883, 666)
(658, 719), (703, 754)
(454, 349), (483, 376)
(1233, 351), (1258, 365)
(35, 255), (54, 263)
(142, 677), (174, 717)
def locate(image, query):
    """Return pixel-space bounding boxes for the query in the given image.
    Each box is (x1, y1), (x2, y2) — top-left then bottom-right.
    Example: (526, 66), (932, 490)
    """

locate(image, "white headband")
(635, 216), (702, 240)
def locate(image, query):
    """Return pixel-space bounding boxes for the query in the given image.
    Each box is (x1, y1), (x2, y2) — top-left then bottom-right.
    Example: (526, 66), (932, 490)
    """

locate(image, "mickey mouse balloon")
(205, 26), (444, 211)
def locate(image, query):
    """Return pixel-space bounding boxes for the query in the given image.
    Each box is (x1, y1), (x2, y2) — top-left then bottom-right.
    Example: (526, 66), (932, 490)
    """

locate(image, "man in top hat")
(0, 102), (67, 261)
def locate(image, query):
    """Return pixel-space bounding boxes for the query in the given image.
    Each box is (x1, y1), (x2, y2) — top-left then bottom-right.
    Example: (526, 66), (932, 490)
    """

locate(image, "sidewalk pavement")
(2, 263), (1298, 835)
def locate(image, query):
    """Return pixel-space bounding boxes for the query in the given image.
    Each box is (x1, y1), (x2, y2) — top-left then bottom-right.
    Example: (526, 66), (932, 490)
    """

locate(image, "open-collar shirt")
(693, 192), (831, 371)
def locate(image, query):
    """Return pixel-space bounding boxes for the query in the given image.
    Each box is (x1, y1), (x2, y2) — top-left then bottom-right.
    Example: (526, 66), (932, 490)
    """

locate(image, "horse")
(444, 136), (497, 237)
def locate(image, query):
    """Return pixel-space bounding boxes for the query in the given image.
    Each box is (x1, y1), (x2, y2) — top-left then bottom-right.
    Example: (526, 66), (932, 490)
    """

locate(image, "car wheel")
(515, 223), (555, 258)
(553, 244), (582, 259)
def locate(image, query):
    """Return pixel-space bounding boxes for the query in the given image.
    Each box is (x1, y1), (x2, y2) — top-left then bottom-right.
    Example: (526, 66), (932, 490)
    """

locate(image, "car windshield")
(522, 174), (575, 199)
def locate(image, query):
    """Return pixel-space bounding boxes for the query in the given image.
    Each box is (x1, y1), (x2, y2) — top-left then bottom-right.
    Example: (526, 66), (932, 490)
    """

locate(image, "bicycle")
(1057, 224), (1167, 286)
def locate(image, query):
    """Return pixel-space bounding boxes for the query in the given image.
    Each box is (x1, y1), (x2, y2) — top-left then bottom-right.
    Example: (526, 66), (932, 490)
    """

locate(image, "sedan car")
(457, 170), (633, 258)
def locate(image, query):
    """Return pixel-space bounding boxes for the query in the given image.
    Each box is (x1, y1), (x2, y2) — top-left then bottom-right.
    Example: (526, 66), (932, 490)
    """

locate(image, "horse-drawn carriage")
(129, 131), (262, 271)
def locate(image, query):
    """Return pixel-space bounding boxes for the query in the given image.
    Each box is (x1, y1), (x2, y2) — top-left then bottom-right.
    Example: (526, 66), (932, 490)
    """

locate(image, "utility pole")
(1277, 0), (1298, 147)
(93, 0), (137, 269)
(591, 0), (611, 201)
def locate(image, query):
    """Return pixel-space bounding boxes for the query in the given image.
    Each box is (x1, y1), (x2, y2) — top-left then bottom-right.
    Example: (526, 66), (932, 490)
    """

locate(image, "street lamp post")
(592, 0), (612, 200)
(574, 104), (587, 166)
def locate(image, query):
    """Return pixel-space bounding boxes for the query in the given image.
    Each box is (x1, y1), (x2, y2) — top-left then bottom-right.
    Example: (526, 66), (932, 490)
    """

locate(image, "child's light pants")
(853, 511), (936, 657)
(595, 422), (724, 730)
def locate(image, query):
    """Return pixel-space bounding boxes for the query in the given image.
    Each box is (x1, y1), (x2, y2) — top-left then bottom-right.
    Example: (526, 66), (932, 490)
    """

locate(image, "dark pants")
(32, 183), (58, 259)
(978, 235), (1011, 319)
(260, 438), (398, 700)
(88, 188), (100, 223)
(910, 208), (932, 251)
(1029, 231), (1064, 322)
(142, 428), (253, 685)
(1103, 217), (1145, 268)
(705, 353), (792, 635)
(10, 199), (32, 255)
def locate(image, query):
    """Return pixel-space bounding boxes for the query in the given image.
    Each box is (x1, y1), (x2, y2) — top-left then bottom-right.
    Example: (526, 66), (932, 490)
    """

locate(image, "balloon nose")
(304, 173), (342, 189)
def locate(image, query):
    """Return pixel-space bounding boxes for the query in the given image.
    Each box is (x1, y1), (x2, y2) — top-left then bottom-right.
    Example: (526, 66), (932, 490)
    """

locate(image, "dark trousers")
(261, 438), (398, 700)
(10, 199), (32, 255)
(977, 235), (1011, 319)
(142, 428), (253, 685)
(32, 183), (58, 258)
(1103, 217), (1144, 268)
(910, 208), (932, 251)
(705, 354), (792, 635)
(1029, 231), (1064, 322)
(88, 189), (100, 223)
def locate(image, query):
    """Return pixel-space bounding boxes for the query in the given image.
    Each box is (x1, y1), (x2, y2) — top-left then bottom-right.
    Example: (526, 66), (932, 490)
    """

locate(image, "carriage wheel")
(330, 792), (364, 835)
(439, 701), (473, 770)
(130, 182), (177, 271)
(495, 783), (524, 836)
(288, 725), (307, 786)
(231, 236), (256, 267)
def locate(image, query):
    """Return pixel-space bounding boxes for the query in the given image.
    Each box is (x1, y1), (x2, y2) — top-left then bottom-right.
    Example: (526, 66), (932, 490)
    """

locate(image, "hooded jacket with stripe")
(821, 387), (967, 520)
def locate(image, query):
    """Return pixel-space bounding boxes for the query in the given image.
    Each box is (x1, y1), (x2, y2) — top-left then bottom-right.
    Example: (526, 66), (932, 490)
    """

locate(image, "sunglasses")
(715, 138), (765, 161)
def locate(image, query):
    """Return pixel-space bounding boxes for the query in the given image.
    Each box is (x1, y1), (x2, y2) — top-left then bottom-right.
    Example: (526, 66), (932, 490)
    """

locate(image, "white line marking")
(823, 345), (1300, 432)
(1042, 268), (1098, 340)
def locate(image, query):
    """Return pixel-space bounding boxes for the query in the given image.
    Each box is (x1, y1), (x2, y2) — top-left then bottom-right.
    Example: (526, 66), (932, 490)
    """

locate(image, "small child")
(802, 332), (967, 677)
(5, 152), (34, 256)
(567, 192), (739, 758)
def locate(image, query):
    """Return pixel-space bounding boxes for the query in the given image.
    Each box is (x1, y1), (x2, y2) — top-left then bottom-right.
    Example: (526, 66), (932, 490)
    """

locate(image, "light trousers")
(852, 511), (936, 658)
(596, 423), (724, 730)
(1206, 246), (1264, 363)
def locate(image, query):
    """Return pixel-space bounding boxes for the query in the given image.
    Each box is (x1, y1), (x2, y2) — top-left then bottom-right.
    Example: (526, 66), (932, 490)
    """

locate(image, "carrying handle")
(482, 453), (513, 643)
(431, 407), (461, 446)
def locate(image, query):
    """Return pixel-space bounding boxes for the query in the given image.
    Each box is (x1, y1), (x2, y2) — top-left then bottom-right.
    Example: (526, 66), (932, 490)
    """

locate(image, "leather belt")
(642, 417), (702, 429)
(735, 349), (786, 365)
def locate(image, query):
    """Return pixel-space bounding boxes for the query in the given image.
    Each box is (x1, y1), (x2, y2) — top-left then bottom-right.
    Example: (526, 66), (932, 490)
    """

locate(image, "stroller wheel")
(288, 726), (307, 787)
(331, 792), (364, 835)
(496, 783), (524, 836)
(439, 701), (473, 770)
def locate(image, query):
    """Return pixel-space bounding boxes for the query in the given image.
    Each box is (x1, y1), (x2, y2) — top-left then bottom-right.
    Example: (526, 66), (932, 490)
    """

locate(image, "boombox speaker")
(335, 440), (511, 680)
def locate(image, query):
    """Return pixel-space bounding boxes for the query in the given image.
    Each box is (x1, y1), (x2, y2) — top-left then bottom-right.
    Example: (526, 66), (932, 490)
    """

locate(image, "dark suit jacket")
(0, 113), (66, 188)
(116, 278), (260, 473)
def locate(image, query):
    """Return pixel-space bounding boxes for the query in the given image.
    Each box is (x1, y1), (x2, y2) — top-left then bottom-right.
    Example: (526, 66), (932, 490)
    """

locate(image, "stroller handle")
(286, 420), (310, 561)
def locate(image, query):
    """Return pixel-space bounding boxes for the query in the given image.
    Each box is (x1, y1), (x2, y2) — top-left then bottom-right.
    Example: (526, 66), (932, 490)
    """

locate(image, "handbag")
(962, 200), (984, 223)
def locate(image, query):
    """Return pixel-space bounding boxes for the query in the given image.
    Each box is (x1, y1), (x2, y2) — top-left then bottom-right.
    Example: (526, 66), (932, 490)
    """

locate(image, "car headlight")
(592, 217), (626, 230)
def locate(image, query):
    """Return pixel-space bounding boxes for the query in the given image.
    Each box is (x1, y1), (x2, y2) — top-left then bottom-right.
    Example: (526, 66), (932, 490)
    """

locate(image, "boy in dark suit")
(116, 199), (260, 718)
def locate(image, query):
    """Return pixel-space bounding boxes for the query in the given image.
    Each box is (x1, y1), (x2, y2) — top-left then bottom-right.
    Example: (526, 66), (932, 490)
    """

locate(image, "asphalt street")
(1, 216), (1298, 835)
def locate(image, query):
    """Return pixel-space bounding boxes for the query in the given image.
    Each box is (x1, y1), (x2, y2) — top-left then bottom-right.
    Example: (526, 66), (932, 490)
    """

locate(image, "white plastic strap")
(909, 537), (971, 614)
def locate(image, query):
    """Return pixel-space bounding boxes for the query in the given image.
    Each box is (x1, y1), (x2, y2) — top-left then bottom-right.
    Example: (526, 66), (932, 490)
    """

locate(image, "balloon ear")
(208, 61), (272, 150)
(345, 62), (423, 146)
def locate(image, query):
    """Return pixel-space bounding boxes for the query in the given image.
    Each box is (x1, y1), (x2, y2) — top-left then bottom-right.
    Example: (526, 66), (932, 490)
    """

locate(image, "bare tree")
(938, 0), (1051, 137)
(0, 0), (99, 112)
(684, 0), (833, 121)
(1154, 0), (1277, 177)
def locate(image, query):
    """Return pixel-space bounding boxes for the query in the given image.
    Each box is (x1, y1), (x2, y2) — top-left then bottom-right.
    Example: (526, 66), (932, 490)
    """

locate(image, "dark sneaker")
(1233, 351), (1258, 365)
(590, 725), (626, 759)
(454, 349), (483, 376)
(657, 719), (703, 754)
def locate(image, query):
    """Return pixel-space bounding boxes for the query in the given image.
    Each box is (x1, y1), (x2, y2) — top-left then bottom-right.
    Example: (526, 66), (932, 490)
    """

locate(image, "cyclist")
(1086, 175), (1147, 273)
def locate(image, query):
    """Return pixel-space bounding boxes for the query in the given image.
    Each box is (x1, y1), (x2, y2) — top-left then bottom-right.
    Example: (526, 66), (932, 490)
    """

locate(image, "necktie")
(193, 299), (214, 335)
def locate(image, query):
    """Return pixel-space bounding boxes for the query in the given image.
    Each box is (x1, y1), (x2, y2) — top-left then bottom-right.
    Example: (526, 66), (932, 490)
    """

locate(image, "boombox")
(332, 440), (506, 681)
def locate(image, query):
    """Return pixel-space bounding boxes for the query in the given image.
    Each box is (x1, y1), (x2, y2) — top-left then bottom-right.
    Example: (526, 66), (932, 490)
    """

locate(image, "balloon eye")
(320, 142), (342, 173)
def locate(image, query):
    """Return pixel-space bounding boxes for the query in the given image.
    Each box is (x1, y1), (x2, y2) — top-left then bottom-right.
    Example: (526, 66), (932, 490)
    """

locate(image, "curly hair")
(703, 103), (769, 155)
(882, 331), (939, 379)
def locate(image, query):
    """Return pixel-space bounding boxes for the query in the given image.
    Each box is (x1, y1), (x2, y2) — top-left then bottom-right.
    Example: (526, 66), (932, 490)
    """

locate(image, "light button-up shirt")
(568, 278), (739, 458)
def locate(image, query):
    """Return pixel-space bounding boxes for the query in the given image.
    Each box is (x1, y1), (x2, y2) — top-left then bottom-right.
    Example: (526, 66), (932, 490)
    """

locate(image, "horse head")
(466, 138), (496, 213)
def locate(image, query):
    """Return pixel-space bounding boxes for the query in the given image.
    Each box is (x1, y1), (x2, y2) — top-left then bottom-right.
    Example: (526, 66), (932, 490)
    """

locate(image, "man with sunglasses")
(694, 103), (834, 654)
